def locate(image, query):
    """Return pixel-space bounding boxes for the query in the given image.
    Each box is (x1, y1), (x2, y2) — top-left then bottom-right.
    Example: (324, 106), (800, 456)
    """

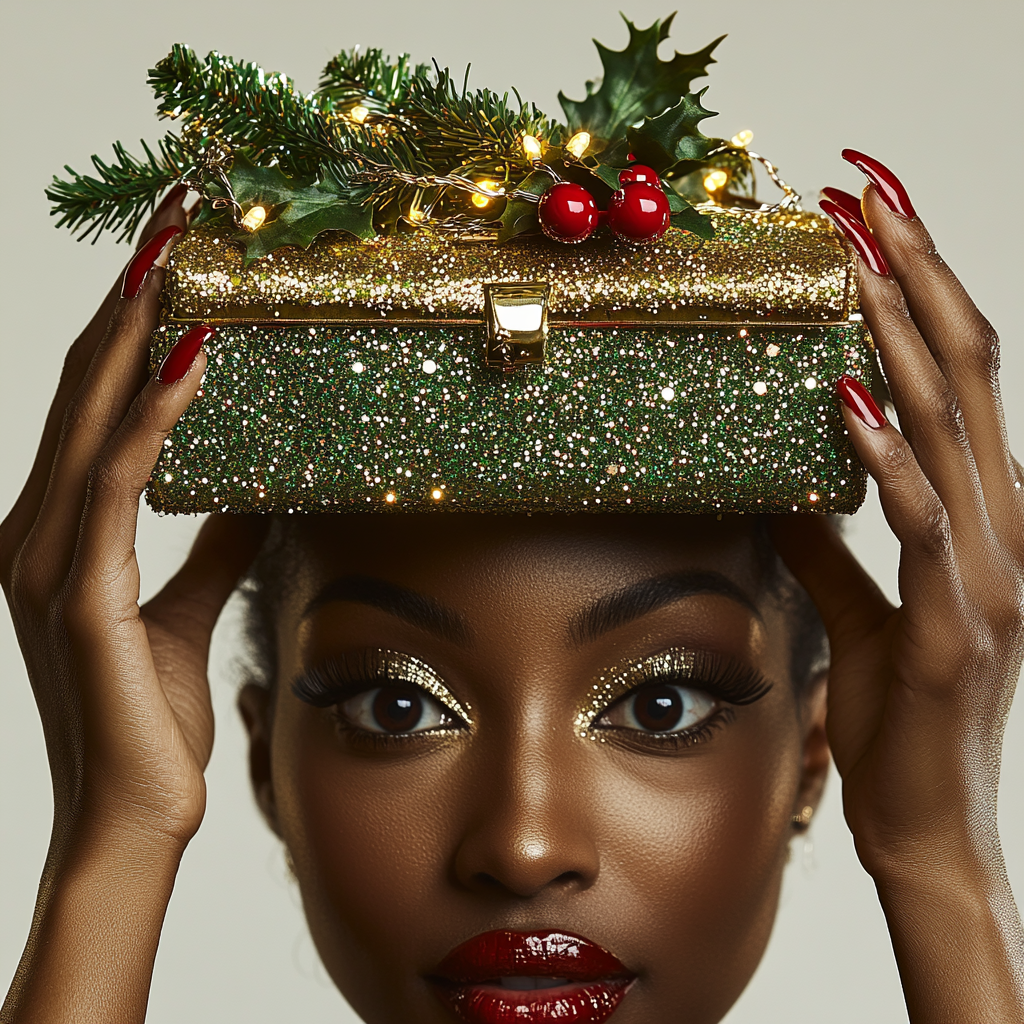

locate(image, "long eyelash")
(576, 648), (773, 735)
(291, 649), (472, 724)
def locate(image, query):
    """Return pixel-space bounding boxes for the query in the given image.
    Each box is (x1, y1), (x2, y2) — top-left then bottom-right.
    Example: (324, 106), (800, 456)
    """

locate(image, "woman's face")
(240, 514), (829, 1024)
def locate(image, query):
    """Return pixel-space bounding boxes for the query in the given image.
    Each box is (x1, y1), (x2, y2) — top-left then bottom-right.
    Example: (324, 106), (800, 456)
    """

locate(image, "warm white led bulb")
(565, 131), (591, 159)
(703, 169), (729, 193)
(472, 180), (500, 208)
(241, 205), (267, 231)
(521, 134), (543, 160)
(730, 129), (754, 148)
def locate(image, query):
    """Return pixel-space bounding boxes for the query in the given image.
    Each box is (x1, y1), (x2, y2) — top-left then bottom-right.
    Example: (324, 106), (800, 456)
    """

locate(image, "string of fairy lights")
(217, 123), (798, 246)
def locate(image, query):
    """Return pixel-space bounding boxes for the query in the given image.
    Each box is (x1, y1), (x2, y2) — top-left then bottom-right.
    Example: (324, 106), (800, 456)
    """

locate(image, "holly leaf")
(669, 204), (715, 239)
(559, 14), (723, 148)
(625, 90), (717, 173)
(226, 157), (308, 207)
(588, 163), (625, 191)
(658, 181), (715, 239)
(495, 170), (550, 244)
(226, 158), (375, 264)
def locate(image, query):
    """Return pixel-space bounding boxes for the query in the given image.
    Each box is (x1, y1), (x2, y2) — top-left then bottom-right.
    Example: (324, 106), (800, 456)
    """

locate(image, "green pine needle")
(318, 47), (429, 113)
(46, 136), (186, 243)
(148, 45), (341, 178)
(400, 64), (553, 175)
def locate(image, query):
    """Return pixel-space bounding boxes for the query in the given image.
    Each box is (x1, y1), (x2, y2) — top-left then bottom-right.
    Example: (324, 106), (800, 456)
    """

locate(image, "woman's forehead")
(283, 513), (785, 681)
(287, 513), (776, 598)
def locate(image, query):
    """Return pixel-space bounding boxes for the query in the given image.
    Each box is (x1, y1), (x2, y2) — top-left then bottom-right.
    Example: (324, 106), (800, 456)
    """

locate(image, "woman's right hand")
(0, 191), (267, 1023)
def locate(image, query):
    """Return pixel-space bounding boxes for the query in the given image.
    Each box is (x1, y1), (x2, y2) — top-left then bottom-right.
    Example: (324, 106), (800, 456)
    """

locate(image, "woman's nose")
(452, 746), (601, 899)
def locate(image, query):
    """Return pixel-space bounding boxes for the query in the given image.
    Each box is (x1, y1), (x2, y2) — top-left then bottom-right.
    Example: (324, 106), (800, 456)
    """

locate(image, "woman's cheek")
(586, 719), (801, 1015)
(271, 710), (467, 995)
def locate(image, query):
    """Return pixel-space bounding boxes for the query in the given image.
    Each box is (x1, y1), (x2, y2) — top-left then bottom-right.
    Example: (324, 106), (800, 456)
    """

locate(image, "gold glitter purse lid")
(162, 210), (858, 325)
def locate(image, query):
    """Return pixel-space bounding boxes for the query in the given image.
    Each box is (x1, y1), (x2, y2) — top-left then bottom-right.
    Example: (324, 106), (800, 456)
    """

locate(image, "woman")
(1, 156), (1022, 1024)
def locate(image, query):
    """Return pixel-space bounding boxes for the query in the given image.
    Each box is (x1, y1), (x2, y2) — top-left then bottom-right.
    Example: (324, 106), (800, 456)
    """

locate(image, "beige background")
(1, 0), (1021, 1020)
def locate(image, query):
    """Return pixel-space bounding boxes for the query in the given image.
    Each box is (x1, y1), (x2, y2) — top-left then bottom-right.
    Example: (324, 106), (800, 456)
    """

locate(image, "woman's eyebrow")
(568, 571), (763, 646)
(303, 574), (471, 646)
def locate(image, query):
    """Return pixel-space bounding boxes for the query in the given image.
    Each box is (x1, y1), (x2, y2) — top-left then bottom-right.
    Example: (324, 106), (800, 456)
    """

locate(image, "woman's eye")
(598, 684), (717, 734)
(339, 685), (457, 734)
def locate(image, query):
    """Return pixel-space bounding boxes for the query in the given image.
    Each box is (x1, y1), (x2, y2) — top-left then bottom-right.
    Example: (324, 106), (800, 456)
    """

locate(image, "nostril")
(474, 872), (505, 890)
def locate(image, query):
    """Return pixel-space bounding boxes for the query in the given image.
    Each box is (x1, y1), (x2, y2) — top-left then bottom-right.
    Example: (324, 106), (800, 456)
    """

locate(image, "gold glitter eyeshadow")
(575, 649), (715, 739)
(147, 211), (875, 515)
(374, 650), (472, 725)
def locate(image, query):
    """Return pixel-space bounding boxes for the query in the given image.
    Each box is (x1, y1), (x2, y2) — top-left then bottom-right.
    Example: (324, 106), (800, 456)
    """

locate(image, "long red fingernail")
(155, 183), (188, 215)
(157, 324), (215, 385)
(841, 150), (916, 219)
(122, 225), (181, 299)
(820, 187), (865, 225)
(837, 374), (886, 429)
(820, 200), (891, 276)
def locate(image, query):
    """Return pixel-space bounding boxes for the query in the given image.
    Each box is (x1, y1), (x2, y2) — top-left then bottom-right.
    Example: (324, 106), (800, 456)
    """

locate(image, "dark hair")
(240, 515), (829, 695)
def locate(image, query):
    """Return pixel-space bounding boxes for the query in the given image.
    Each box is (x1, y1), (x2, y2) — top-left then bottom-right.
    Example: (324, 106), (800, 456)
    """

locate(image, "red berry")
(608, 182), (671, 242)
(537, 182), (599, 244)
(618, 164), (659, 186)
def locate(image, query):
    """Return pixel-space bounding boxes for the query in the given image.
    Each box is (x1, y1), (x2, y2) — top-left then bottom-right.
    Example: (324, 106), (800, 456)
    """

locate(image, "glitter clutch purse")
(146, 208), (873, 514)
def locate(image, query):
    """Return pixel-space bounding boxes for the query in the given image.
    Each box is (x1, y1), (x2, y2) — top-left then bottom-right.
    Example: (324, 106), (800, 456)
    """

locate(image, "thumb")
(769, 515), (892, 647)
(142, 513), (269, 656)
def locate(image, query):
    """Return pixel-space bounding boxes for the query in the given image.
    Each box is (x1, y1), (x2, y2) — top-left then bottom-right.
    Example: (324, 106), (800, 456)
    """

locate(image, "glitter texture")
(576, 649), (718, 738)
(147, 211), (873, 515)
(163, 211), (853, 323)
(372, 650), (473, 724)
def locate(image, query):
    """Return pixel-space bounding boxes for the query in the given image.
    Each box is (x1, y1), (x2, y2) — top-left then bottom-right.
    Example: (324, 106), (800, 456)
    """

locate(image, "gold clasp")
(483, 282), (549, 372)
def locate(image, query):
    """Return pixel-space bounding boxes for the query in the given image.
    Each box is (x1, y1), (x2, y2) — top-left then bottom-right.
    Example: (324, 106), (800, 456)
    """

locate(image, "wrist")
(4, 815), (187, 1024)
(47, 809), (193, 882)
(870, 860), (1024, 1022)
(49, 771), (207, 861)
(847, 789), (1003, 889)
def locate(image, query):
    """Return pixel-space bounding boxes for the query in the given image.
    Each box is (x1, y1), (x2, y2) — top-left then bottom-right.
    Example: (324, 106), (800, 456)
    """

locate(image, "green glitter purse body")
(147, 208), (873, 514)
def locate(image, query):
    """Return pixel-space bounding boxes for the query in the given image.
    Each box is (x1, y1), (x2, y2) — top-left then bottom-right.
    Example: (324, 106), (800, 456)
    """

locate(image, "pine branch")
(318, 47), (430, 112)
(148, 45), (341, 178)
(399, 66), (552, 176)
(46, 136), (188, 243)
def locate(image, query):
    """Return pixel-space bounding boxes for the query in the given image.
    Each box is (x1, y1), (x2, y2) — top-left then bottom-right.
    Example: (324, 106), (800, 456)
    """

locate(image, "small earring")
(791, 805), (814, 831)
(284, 846), (298, 881)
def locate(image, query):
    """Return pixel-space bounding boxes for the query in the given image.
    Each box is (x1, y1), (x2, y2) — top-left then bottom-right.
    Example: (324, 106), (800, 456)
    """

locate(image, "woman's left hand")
(772, 152), (1023, 1021)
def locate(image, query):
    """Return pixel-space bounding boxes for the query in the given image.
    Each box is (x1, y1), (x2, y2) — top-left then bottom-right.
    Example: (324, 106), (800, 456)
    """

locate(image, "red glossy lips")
(430, 930), (634, 1024)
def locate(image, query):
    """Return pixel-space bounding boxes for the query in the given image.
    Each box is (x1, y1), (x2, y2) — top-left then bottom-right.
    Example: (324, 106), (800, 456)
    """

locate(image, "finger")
(835, 376), (960, 597)
(18, 229), (184, 587)
(843, 152), (1017, 536)
(821, 201), (990, 551)
(1, 198), (187, 573)
(855, 256), (995, 547)
(770, 514), (892, 644)
(71, 325), (215, 612)
(143, 513), (269, 666)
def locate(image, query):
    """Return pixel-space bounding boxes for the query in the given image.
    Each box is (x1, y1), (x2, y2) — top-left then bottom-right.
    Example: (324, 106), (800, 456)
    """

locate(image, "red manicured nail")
(820, 199), (890, 276)
(157, 324), (215, 385)
(122, 225), (181, 299)
(837, 374), (886, 429)
(820, 187), (865, 225)
(841, 150), (916, 219)
(155, 183), (188, 215)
